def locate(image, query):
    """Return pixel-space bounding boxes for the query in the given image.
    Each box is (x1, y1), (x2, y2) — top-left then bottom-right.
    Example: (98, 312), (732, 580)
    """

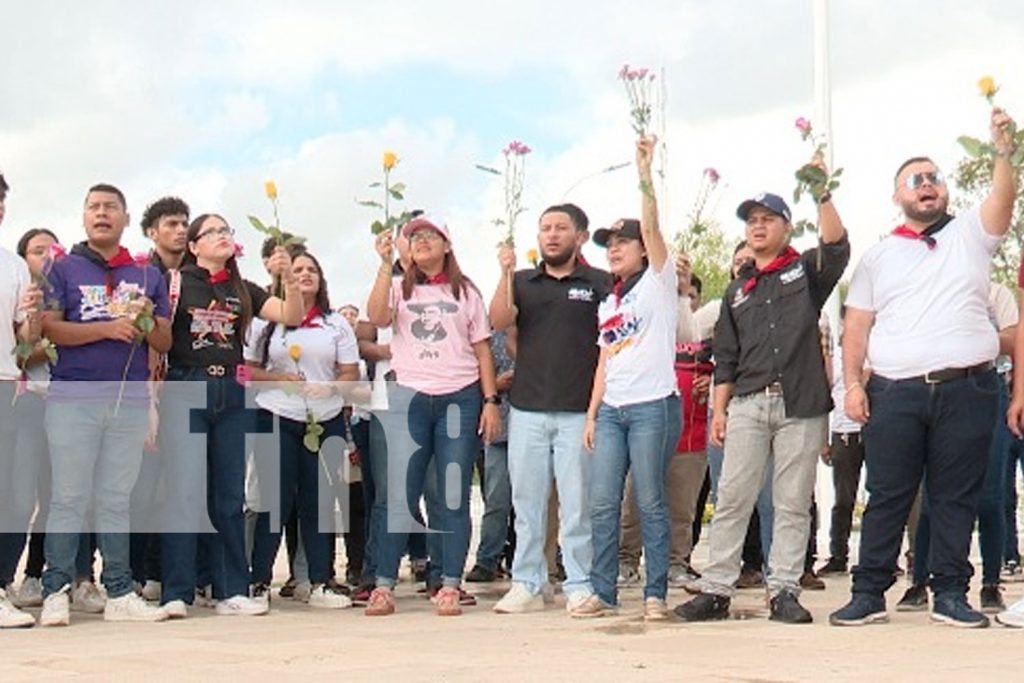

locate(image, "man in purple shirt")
(38, 184), (172, 626)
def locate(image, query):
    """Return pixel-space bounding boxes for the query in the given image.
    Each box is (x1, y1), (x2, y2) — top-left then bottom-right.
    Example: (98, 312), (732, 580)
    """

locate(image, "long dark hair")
(401, 248), (477, 301)
(256, 251), (332, 366)
(16, 227), (60, 258)
(184, 213), (254, 339)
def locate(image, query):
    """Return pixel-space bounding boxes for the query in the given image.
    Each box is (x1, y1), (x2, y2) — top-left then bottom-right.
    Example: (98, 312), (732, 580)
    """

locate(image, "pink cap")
(401, 215), (451, 242)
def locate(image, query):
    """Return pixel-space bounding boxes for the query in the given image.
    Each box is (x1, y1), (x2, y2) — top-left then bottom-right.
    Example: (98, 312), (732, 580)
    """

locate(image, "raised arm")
(489, 244), (518, 331)
(636, 135), (669, 273)
(981, 108), (1018, 237)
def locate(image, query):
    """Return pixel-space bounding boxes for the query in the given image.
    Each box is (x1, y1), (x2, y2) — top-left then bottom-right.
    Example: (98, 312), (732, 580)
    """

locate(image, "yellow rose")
(288, 344), (302, 362)
(383, 151), (398, 171)
(978, 76), (998, 98)
(264, 180), (278, 200)
(526, 248), (539, 264)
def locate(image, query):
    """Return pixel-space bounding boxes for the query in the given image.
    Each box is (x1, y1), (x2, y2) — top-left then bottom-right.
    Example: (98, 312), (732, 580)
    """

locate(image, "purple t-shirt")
(46, 250), (170, 399)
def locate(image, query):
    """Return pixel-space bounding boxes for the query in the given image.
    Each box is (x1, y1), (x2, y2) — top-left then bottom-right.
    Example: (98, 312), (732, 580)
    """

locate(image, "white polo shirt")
(845, 205), (1002, 379)
(0, 247), (31, 381)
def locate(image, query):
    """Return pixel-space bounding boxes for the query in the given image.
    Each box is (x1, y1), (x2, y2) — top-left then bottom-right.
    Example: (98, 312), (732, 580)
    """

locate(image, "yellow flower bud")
(383, 151), (398, 171)
(977, 76), (998, 98)
(264, 180), (278, 200)
(288, 344), (302, 362)
(526, 248), (539, 264)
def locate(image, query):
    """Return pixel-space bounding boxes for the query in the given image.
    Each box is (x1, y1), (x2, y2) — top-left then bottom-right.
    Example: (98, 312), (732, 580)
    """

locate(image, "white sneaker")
(215, 595), (270, 616)
(493, 583), (545, 614)
(293, 581), (312, 603)
(995, 597), (1024, 628)
(163, 600), (188, 619)
(308, 584), (353, 609)
(617, 563), (641, 587)
(40, 586), (71, 627)
(141, 580), (162, 602)
(667, 564), (700, 589)
(104, 592), (169, 622)
(0, 589), (34, 628)
(194, 585), (217, 608)
(70, 581), (106, 613)
(11, 577), (43, 608)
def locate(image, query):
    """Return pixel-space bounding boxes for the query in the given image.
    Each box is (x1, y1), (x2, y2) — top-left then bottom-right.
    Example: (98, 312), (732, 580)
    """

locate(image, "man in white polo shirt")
(831, 107), (1018, 628)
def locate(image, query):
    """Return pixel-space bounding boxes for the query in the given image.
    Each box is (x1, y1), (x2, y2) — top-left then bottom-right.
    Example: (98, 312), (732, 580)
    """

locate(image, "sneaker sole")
(493, 600), (545, 614)
(829, 611), (888, 626)
(309, 600), (353, 610)
(930, 612), (989, 628)
(995, 614), (1024, 628)
(895, 602), (928, 613)
(104, 613), (170, 623)
(0, 619), (36, 629)
(40, 617), (70, 627)
(675, 610), (729, 622)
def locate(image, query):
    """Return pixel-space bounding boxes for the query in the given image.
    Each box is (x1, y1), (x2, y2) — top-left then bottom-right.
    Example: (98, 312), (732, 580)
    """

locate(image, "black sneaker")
(829, 594), (888, 626)
(278, 577), (297, 599)
(769, 590), (813, 624)
(674, 593), (731, 622)
(979, 585), (1005, 614)
(465, 565), (497, 583)
(816, 557), (848, 576)
(931, 593), (989, 628)
(895, 584), (928, 612)
(252, 582), (271, 603)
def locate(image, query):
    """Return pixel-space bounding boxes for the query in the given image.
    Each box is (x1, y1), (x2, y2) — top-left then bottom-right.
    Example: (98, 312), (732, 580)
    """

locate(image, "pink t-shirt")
(388, 277), (490, 395)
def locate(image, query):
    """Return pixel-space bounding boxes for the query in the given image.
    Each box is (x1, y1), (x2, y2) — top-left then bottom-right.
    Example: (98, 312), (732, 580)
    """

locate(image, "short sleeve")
(844, 254), (875, 313)
(13, 258), (31, 324)
(245, 280), (271, 317)
(148, 265), (171, 318)
(45, 259), (68, 312)
(465, 287), (491, 345)
(332, 315), (360, 364)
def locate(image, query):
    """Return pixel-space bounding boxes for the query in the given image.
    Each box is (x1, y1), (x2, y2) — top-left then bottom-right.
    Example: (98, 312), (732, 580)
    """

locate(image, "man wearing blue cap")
(675, 165), (849, 624)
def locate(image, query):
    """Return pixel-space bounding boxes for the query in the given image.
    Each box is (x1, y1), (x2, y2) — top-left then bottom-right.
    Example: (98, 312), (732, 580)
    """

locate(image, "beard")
(902, 196), (948, 225)
(542, 244), (576, 268)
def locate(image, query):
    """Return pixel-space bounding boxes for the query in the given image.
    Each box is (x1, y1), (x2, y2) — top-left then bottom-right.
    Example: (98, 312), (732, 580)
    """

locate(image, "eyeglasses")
(904, 171), (945, 190)
(409, 230), (443, 243)
(195, 225), (234, 241)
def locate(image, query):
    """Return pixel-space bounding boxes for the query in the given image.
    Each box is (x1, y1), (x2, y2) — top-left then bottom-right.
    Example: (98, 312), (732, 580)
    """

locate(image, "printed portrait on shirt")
(78, 282), (144, 321)
(600, 307), (641, 356)
(189, 297), (240, 350)
(405, 300), (459, 359)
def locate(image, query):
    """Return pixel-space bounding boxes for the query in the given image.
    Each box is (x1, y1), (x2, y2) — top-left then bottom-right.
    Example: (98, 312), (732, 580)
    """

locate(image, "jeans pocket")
(967, 371), (1000, 396)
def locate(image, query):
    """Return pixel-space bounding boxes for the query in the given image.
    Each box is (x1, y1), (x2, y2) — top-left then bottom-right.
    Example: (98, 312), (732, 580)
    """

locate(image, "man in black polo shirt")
(676, 186), (849, 624)
(489, 203), (613, 616)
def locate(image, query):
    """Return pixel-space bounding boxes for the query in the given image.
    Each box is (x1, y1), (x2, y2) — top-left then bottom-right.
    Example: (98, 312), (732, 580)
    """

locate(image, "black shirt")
(168, 265), (270, 369)
(510, 262), (613, 412)
(713, 235), (850, 418)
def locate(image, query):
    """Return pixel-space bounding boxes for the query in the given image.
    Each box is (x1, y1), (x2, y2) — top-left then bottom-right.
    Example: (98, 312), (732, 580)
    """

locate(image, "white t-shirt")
(597, 260), (679, 407)
(693, 298), (720, 341)
(845, 205), (1002, 379)
(0, 247), (31, 381)
(244, 311), (359, 422)
(989, 281), (1018, 373)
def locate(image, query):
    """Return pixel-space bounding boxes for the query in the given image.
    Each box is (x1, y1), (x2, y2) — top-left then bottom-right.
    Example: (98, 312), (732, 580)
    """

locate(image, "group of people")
(0, 105), (1023, 631)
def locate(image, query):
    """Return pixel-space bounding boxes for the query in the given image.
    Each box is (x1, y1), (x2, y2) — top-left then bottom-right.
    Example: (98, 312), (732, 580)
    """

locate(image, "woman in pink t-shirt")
(365, 216), (501, 617)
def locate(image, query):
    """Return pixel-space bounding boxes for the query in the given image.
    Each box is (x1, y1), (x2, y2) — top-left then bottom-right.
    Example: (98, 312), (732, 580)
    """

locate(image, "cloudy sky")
(1, 0), (1022, 308)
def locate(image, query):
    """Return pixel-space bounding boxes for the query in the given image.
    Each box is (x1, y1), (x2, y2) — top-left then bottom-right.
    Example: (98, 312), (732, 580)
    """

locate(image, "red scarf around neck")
(742, 246), (801, 294)
(891, 225), (937, 249)
(423, 272), (449, 285)
(209, 269), (230, 285)
(298, 305), (323, 329)
(106, 247), (134, 268)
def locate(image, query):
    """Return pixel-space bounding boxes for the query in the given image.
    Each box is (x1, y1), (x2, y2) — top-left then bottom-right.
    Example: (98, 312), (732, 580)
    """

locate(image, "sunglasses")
(195, 225), (235, 241)
(904, 171), (945, 190)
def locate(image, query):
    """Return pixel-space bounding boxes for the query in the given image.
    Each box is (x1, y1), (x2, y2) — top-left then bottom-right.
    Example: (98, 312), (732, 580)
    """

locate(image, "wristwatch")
(483, 395), (502, 405)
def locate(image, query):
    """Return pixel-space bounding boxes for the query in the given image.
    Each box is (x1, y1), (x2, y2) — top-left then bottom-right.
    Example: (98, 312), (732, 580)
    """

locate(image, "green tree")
(674, 222), (733, 303)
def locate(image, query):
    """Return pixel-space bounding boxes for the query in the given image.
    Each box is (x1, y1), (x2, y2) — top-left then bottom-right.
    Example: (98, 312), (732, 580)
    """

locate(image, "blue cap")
(736, 193), (791, 223)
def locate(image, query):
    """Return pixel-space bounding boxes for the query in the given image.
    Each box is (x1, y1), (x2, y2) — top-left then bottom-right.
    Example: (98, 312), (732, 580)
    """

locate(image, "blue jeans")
(159, 372), (270, 604)
(591, 395), (681, 605)
(852, 371), (998, 597)
(251, 411), (343, 585)
(475, 442), (512, 571)
(42, 399), (148, 598)
(0, 384), (36, 585)
(913, 379), (1010, 587)
(507, 407), (593, 595)
(374, 382), (481, 588)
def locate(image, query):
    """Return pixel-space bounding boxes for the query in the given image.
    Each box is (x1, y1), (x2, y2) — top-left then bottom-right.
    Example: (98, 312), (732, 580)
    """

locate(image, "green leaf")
(831, 167), (844, 178)
(388, 190), (404, 201)
(44, 346), (59, 364)
(792, 187), (802, 204)
(136, 315), (155, 335)
(370, 220), (386, 235)
(357, 200), (383, 209)
(827, 180), (840, 191)
(475, 164), (502, 176)
(283, 236), (307, 247)
(957, 135), (986, 158)
(247, 215), (271, 234)
(389, 182), (406, 194)
(368, 182), (382, 188)
(14, 341), (33, 359)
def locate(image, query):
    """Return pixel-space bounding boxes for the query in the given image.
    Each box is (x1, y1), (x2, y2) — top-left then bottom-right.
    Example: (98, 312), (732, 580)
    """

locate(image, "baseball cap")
(736, 193), (792, 223)
(592, 218), (641, 247)
(401, 215), (451, 242)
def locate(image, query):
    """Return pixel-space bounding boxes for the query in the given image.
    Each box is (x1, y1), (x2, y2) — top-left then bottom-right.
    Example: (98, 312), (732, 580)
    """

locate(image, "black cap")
(593, 218), (641, 247)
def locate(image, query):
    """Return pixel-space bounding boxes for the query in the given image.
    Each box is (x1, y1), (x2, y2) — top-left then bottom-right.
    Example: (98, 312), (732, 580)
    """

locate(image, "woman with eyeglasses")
(245, 250), (360, 609)
(364, 217), (501, 617)
(158, 214), (303, 618)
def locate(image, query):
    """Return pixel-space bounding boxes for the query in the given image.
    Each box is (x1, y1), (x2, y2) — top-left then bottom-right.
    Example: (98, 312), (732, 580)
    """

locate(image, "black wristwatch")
(483, 395), (502, 405)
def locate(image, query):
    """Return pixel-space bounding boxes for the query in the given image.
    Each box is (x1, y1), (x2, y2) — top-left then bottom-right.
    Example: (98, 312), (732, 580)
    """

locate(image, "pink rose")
(47, 243), (67, 261)
(637, 68), (649, 79)
(133, 252), (151, 267)
(795, 117), (811, 134)
(704, 167), (720, 184)
(234, 243), (245, 259)
(619, 64), (630, 79)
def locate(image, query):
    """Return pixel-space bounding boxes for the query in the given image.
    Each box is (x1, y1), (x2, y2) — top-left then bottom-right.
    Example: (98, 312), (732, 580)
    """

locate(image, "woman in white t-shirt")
(365, 216), (501, 617)
(245, 251), (360, 609)
(581, 136), (682, 620)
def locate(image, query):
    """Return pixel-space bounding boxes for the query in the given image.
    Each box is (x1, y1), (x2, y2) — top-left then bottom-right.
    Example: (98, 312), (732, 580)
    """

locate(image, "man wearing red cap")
(676, 159), (849, 624)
